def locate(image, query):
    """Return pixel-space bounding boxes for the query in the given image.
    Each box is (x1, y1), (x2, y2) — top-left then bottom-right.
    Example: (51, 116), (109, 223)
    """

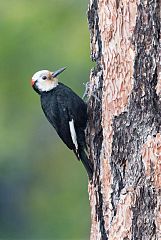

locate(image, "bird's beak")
(52, 67), (66, 78)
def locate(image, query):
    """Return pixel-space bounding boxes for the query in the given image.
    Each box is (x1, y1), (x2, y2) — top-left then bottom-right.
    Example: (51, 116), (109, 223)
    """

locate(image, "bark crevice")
(87, 0), (160, 239)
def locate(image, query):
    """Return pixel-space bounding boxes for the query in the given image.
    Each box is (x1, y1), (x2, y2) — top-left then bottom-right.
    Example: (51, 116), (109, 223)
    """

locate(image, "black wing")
(40, 83), (87, 151)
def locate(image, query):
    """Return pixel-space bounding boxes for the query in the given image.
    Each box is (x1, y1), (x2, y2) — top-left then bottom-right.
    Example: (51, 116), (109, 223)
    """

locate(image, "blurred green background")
(0, 0), (92, 239)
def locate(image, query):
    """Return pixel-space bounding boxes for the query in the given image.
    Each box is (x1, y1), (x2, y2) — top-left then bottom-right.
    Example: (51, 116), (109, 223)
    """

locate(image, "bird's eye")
(42, 76), (47, 80)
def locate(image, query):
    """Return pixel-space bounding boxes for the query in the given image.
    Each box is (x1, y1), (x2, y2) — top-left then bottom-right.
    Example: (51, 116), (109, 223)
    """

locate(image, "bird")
(31, 67), (93, 180)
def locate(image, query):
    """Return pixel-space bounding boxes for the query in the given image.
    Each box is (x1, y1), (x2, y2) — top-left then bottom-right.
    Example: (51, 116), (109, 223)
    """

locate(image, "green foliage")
(0, 0), (91, 239)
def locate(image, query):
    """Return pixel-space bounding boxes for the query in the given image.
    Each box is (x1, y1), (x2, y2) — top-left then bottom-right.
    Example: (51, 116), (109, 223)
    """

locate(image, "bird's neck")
(35, 82), (59, 96)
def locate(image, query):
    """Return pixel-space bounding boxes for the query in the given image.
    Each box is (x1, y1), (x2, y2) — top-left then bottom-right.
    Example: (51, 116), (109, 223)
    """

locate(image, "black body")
(39, 83), (93, 179)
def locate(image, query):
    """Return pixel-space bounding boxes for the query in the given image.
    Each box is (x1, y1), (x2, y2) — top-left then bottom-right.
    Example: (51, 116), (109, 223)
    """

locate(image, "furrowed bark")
(87, 0), (160, 239)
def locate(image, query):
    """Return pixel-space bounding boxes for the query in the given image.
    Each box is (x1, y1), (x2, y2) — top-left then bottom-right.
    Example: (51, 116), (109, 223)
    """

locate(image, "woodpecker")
(31, 67), (93, 180)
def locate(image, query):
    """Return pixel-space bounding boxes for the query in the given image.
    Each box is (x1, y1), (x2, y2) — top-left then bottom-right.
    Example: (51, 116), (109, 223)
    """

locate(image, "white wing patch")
(69, 119), (78, 150)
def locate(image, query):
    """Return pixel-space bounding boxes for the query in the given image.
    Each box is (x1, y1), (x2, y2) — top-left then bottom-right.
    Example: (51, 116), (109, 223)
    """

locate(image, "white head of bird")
(31, 67), (66, 93)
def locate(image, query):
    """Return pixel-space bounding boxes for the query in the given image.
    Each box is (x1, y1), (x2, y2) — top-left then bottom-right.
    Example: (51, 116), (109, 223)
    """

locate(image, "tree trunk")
(87, 0), (160, 239)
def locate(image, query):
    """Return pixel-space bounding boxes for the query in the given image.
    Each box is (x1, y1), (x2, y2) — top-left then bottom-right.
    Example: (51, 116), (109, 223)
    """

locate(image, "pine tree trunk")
(87, 0), (160, 239)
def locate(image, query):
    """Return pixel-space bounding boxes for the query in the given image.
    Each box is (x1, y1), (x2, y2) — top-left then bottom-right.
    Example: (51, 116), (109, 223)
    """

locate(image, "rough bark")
(87, 0), (160, 239)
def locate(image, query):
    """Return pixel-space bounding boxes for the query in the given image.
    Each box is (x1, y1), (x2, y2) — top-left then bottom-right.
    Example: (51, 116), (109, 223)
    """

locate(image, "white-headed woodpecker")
(31, 67), (93, 180)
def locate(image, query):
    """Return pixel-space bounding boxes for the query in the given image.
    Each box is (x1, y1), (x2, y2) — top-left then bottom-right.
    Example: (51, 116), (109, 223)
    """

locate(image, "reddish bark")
(87, 0), (160, 239)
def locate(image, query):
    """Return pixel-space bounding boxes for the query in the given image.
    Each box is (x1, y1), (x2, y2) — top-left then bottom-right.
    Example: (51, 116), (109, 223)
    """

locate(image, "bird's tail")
(78, 149), (93, 180)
